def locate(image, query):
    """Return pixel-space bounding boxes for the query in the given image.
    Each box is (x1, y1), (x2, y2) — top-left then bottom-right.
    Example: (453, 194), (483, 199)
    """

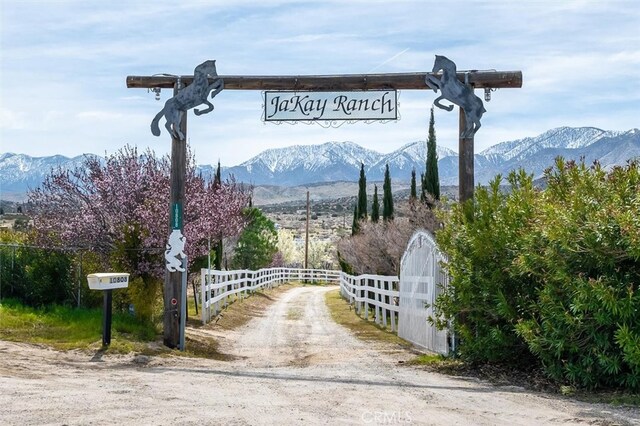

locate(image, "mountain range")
(206, 126), (640, 185)
(1, 126), (639, 202)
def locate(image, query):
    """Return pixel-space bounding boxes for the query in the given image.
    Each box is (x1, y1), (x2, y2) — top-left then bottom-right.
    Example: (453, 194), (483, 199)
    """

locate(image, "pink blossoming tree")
(29, 145), (249, 318)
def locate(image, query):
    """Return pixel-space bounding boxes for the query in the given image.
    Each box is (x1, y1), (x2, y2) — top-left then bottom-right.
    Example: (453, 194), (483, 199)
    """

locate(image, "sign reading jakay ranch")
(264, 90), (397, 122)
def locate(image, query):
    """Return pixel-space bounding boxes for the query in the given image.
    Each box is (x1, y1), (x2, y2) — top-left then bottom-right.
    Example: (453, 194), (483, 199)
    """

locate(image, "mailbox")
(87, 273), (130, 291)
(87, 272), (130, 347)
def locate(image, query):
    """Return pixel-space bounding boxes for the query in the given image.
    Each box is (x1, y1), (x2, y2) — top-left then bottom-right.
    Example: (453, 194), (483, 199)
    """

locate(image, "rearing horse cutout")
(151, 60), (224, 140)
(426, 55), (486, 138)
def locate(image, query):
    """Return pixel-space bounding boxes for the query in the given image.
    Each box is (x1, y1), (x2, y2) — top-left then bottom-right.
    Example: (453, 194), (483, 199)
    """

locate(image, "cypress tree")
(213, 160), (223, 269)
(214, 159), (222, 187)
(425, 106), (440, 201)
(351, 203), (359, 235)
(420, 172), (427, 203)
(382, 164), (394, 221)
(410, 169), (417, 202)
(371, 185), (380, 223)
(357, 163), (367, 220)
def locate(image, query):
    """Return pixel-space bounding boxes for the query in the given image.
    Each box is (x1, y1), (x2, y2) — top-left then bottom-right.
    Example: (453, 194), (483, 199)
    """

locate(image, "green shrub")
(436, 159), (640, 390)
(435, 169), (539, 364)
(125, 276), (161, 323)
(514, 160), (640, 389)
(0, 237), (74, 307)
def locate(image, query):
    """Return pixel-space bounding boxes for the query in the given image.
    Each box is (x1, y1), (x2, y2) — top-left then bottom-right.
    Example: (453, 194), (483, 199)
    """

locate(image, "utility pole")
(305, 190), (309, 270)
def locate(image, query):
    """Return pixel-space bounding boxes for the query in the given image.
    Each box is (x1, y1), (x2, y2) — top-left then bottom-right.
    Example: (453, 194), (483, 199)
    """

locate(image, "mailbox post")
(87, 273), (130, 346)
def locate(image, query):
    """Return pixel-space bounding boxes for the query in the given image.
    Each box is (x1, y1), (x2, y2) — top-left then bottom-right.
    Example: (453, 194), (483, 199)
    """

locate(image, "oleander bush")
(436, 159), (640, 390)
(435, 169), (539, 365)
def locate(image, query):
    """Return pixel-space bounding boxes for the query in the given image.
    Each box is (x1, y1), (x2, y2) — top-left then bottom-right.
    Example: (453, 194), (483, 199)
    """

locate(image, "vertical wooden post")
(458, 108), (474, 204)
(164, 83), (187, 349)
(305, 190), (310, 270)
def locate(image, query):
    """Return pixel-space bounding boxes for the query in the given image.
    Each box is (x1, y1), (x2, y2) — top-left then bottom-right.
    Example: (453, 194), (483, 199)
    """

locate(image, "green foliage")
(410, 169), (417, 201)
(125, 276), (161, 323)
(357, 163), (367, 220)
(436, 159), (640, 390)
(336, 250), (355, 275)
(351, 203), (359, 236)
(215, 239), (223, 269)
(109, 222), (161, 322)
(0, 298), (157, 350)
(513, 159), (640, 389)
(1, 232), (74, 307)
(232, 207), (278, 269)
(435, 169), (538, 364)
(425, 106), (440, 201)
(382, 164), (394, 221)
(371, 185), (380, 223)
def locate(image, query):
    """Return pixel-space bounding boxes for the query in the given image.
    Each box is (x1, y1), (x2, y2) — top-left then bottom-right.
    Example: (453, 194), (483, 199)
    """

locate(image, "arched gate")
(398, 230), (451, 355)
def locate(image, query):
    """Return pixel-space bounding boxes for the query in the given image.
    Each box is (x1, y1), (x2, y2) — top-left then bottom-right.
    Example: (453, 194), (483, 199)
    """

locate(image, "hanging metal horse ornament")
(426, 55), (486, 138)
(150, 59), (224, 141)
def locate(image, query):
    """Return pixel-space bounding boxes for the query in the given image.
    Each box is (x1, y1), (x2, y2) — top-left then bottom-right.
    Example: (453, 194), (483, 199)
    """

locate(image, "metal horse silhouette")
(151, 60), (224, 140)
(426, 55), (486, 138)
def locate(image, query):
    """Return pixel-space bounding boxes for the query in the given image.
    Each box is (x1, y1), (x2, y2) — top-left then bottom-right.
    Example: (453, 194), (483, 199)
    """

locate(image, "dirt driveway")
(1, 285), (638, 425)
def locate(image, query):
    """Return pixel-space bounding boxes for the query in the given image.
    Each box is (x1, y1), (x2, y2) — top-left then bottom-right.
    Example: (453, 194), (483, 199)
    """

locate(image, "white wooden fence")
(339, 273), (400, 331)
(200, 239), (451, 355)
(200, 267), (340, 323)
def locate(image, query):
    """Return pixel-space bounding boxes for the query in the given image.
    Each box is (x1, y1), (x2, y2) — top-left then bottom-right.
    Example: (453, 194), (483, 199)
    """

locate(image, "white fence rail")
(339, 273), (400, 331)
(200, 253), (451, 355)
(200, 267), (340, 323)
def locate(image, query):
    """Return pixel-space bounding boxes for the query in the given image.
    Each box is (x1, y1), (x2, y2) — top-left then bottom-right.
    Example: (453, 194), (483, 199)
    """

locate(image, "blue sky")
(1, 1), (638, 166)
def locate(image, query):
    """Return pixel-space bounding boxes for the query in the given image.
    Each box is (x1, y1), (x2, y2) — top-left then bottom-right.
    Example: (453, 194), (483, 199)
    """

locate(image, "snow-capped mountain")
(219, 127), (639, 185)
(223, 141), (380, 185)
(480, 127), (626, 162)
(368, 141), (456, 181)
(472, 127), (639, 184)
(0, 153), (90, 198)
(2, 127), (639, 201)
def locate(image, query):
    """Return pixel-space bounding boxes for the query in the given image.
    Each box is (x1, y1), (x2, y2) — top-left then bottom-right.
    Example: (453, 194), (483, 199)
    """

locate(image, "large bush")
(1, 231), (74, 306)
(514, 160), (640, 389)
(435, 170), (539, 364)
(231, 207), (278, 270)
(435, 160), (640, 389)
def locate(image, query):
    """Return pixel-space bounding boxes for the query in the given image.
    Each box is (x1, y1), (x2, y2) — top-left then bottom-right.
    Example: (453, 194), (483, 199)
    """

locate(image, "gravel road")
(1, 285), (638, 425)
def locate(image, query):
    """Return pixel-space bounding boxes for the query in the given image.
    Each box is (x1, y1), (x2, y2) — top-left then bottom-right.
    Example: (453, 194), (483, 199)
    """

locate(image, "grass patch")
(324, 289), (411, 348)
(286, 308), (303, 320)
(408, 353), (465, 373)
(0, 298), (158, 353)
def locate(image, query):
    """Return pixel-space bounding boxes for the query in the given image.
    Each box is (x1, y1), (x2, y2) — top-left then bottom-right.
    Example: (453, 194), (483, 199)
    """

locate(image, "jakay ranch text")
(264, 91), (397, 121)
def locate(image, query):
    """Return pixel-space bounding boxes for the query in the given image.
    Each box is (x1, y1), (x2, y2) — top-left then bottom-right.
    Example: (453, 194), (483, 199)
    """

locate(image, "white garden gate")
(398, 230), (451, 355)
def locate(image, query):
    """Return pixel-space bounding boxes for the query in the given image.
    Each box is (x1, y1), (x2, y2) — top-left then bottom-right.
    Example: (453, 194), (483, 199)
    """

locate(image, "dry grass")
(324, 289), (411, 348)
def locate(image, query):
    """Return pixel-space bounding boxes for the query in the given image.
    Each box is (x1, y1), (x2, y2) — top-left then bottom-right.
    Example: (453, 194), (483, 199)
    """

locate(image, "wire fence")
(0, 242), (163, 307)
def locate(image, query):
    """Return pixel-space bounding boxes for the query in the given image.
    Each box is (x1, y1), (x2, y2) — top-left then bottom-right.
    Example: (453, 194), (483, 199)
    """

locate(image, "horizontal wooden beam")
(126, 71), (522, 91)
